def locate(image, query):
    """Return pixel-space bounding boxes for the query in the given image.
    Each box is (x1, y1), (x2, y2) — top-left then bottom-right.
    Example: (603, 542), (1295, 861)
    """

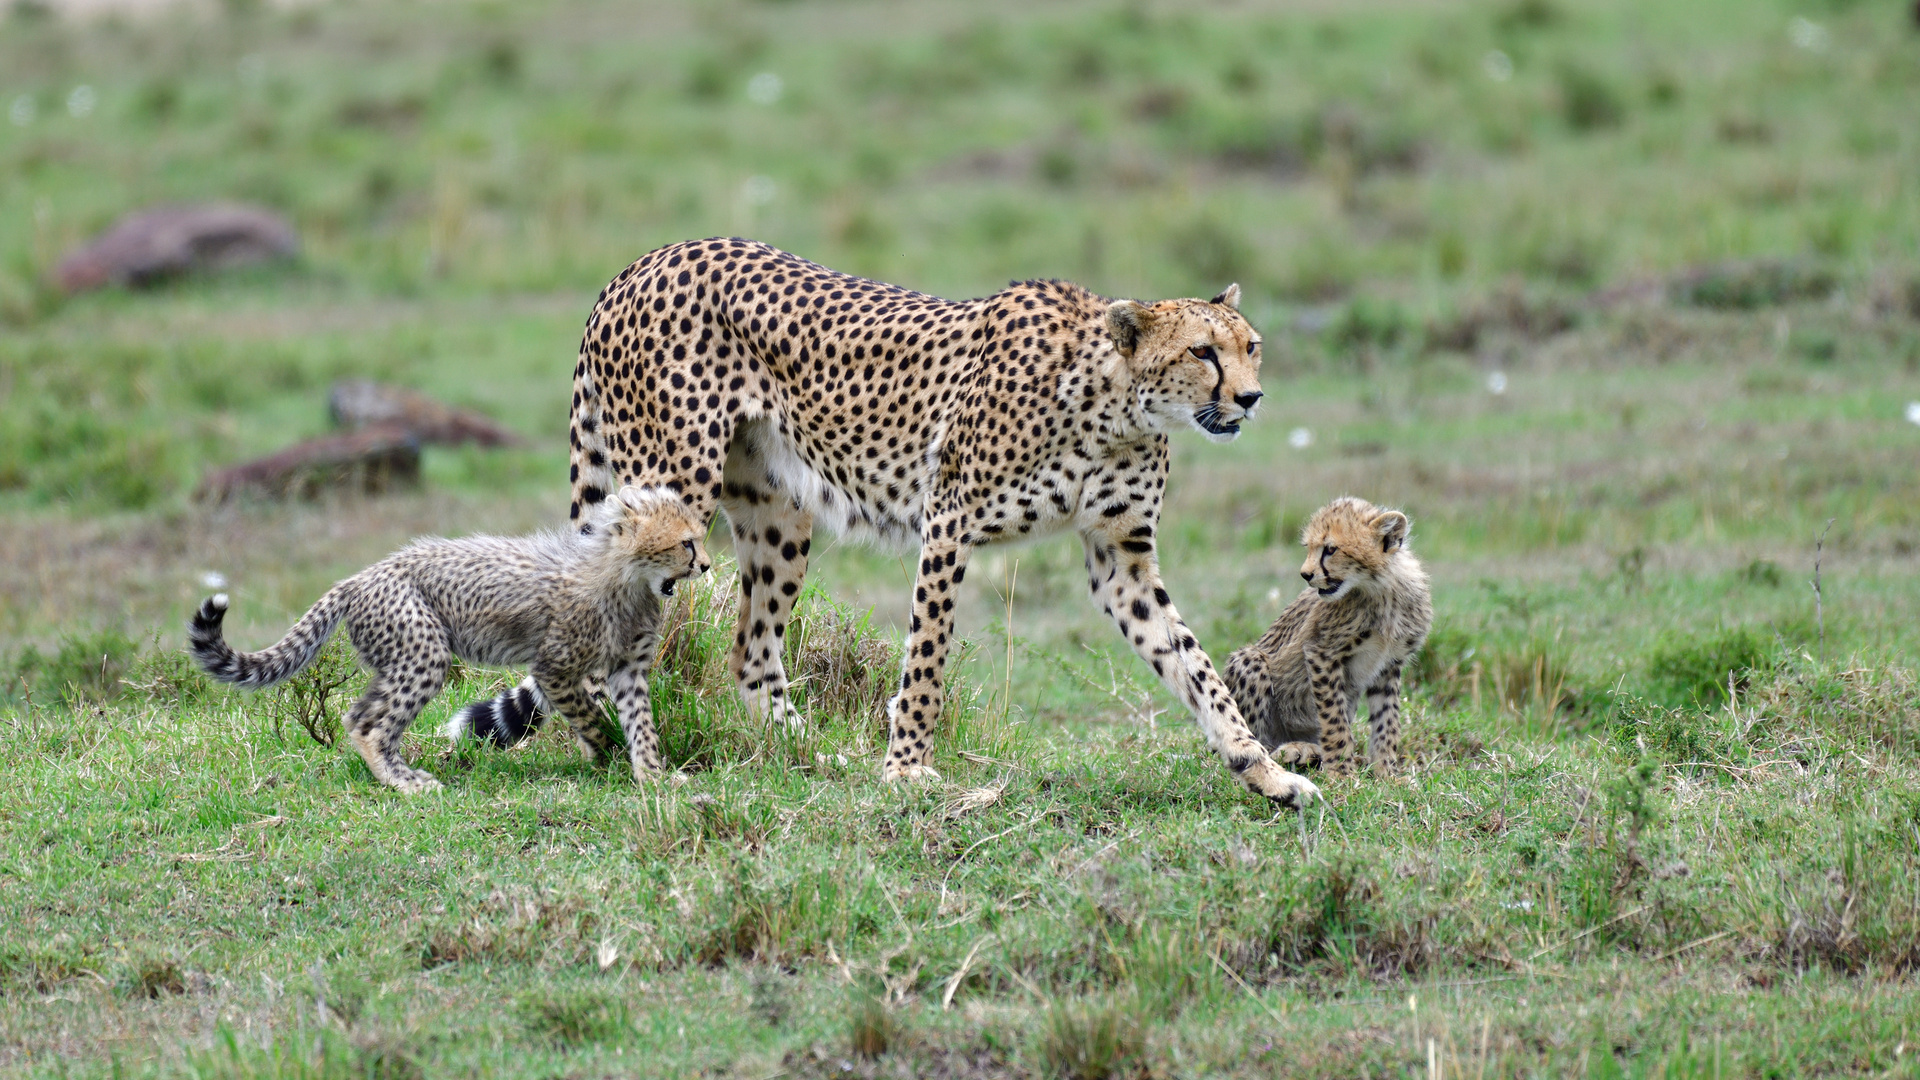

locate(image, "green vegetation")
(3, 0), (1919, 1075)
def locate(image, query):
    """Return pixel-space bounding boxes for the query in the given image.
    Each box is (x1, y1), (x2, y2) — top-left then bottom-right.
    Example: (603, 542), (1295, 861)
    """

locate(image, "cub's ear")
(1106, 300), (1154, 358)
(1374, 510), (1410, 551)
(1210, 283), (1241, 310)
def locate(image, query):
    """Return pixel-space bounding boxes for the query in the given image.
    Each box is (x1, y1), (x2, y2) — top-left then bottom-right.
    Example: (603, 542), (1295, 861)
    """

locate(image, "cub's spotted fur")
(1224, 497), (1432, 777)
(189, 486), (710, 793)
(455, 238), (1319, 807)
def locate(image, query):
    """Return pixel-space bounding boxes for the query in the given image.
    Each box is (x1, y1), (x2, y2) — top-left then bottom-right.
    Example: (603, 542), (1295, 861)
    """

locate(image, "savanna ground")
(3, 0), (1920, 1075)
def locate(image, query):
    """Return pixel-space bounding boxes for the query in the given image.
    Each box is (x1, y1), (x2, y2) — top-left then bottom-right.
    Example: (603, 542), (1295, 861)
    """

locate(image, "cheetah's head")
(1107, 284), (1262, 443)
(598, 485), (713, 597)
(1298, 496), (1411, 601)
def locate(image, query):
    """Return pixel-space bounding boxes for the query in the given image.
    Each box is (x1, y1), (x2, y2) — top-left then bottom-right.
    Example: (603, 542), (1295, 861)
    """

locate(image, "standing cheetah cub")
(1224, 496), (1432, 777)
(189, 486), (711, 793)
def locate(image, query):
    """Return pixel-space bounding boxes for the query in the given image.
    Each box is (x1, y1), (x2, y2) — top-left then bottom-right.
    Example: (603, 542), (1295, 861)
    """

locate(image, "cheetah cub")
(189, 486), (711, 793)
(1224, 496), (1432, 777)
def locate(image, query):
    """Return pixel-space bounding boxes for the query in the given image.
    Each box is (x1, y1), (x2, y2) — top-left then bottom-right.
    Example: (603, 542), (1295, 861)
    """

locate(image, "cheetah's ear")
(1373, 510), (1409, 552)
(1106, 300), (1154, 358)
(1210, 283), (1241, 310)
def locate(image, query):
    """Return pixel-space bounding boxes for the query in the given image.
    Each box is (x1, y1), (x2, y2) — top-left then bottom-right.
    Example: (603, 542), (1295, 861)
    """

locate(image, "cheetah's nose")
(1301, 570), (1314, 582)
(1234, 390), (1263, 410)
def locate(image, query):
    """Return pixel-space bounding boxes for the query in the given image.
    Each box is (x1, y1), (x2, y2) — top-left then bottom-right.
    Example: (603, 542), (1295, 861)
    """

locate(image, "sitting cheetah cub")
(189, 486), (711, 793)
(1224, 496), (1432, 777)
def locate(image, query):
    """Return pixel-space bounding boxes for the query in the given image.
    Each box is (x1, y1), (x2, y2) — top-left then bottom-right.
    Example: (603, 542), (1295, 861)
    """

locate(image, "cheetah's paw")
(1274, 741), (1323, 768)
(389, 770), (444, 795)
(881, 762), (943, 784)
(1236, 758), (1321, 809)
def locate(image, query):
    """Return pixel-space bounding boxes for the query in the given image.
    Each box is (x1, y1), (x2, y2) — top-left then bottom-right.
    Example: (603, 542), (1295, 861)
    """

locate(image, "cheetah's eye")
(1323, 545), (1336, 557)
(1188, 345), (1217, 362)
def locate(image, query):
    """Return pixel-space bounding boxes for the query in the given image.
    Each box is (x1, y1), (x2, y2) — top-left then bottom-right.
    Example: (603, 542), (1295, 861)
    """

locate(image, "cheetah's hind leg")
(347, 666), (451, 794)
(720, 481), (814, 733)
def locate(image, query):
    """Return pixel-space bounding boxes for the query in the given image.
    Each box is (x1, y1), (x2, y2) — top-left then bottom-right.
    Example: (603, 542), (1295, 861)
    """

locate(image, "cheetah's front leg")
(1364, 659), (1404, 772)
(1304, 644), (1356, 778)
(604, 661), (662, 780)
(880, 530), (971, 783)
(1080, 528), (1319, 809)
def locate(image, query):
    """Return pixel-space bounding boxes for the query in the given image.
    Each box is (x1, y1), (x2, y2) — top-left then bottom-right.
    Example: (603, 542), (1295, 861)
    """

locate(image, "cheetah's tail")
(444, 676), (551, 747)
(570, 360), (616, 535)
(188, 588), (348, 691)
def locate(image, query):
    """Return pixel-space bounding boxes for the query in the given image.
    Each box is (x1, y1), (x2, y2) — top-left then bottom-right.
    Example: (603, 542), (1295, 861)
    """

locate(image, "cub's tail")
(189, 589), (347, 690)
(445, 676), (551, 747)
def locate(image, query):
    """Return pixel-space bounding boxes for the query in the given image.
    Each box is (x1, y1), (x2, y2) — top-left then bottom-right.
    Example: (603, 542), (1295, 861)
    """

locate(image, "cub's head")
(596, 486), (712, 596)
(1107, 283), (1262, 442)
(1298, 496), (1411, 601)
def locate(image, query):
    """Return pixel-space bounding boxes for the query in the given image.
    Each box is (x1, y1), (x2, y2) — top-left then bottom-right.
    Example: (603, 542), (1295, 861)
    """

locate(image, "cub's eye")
(1323, 545), (1336, 557)
(1188, 345), (1217, 362)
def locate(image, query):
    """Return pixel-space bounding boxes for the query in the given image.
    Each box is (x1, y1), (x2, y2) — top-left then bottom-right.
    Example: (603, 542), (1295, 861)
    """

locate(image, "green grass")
(3, 0), (1920, 1075)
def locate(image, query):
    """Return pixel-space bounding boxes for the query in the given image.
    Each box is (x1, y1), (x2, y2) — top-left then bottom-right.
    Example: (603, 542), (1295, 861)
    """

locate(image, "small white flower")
(741, 175), (777, 206)
(1287, 427), (1313, 449)
(9, 94), (34, 127)
(66, 85), (95, 119)
(746, 72), (783, 105)
(1788, 17), (1828, 52)
(200, 571), (229, 590)
(1266, 587), (1282, 603)
(1482, 50), (1514, 82)
(1487, 371), (1508, 395)
(1906, 401), (1920, 427)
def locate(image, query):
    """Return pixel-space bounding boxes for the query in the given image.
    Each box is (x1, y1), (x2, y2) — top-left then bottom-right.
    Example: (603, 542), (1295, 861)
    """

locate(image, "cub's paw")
(881, 762), (943, 784)
(389, 769), (444, 795)
(1235, 757), (1321, 809)
(1274, 741), (1323, 768)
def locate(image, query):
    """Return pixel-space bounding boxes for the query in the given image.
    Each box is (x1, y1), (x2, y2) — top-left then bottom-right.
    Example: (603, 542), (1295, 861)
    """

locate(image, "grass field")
(3, 0), (1920, 1076)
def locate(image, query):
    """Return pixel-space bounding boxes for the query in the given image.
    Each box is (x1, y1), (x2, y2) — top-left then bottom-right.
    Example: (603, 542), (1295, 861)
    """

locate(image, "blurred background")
(2, 0), (1917, 727)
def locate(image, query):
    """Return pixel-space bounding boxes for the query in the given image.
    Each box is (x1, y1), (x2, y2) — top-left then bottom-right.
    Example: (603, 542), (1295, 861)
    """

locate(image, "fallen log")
(328, 379), (525, 447)
(196, 424), (421, 504)
(56, 203), (299, 294)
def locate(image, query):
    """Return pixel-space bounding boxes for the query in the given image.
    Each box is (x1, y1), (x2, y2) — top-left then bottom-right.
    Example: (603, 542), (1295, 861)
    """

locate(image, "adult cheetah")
(453, 238), (1319, 808)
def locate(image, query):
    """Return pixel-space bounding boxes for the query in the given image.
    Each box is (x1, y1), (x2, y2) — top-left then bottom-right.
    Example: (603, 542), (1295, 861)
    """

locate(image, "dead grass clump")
(128, 957), (187, 999)
(1424, 286), (1578, 353)
(519, 987), (631, 1047)
(0, 946), (94, 996)
(418, 889), (599, 969)
(1035, 996), (1144, 1080)
(1229, 860), (1436, 981)
(7, 627), (141, 710)
(1670, 260), (1835, 310)
(1743, 663), (1920, 760)
(789, 597), (899, 724)
(847, 989), (897, 1059)
(691, 863), (885, 967)
(189, 1025), (423, 1080)
(1743, 827), (1920, 975)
